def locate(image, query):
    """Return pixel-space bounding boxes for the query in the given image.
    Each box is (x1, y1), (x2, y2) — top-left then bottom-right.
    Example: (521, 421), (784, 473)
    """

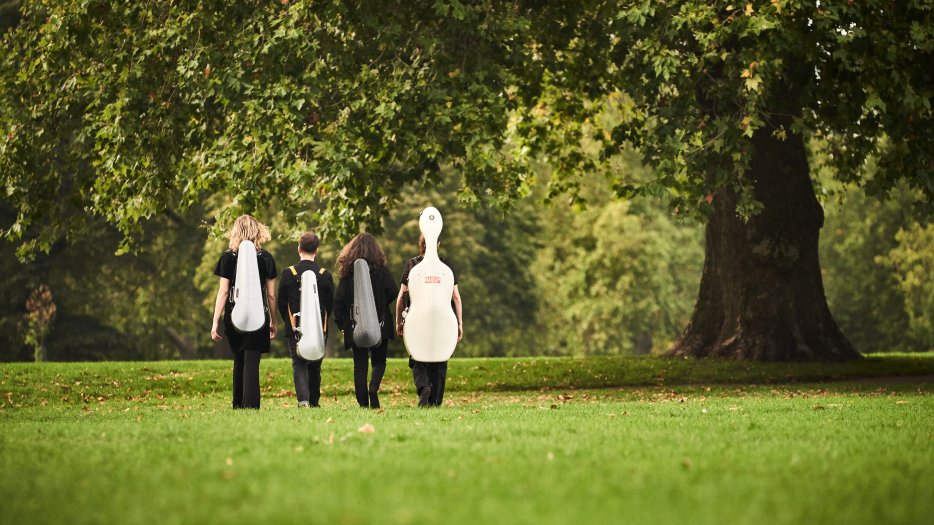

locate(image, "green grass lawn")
(1, 355), (932, 525)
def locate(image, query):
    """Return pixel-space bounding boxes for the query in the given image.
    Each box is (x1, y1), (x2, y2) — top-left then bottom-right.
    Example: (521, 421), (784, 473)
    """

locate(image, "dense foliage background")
(1, 1), (931, 360)
(2, 160), (931, 361)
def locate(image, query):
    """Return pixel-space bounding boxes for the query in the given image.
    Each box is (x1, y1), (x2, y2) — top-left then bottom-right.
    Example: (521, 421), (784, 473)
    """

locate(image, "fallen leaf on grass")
(895, 400), (909, 405)
(358, 423), (375, 434)
(813, 405), (825, 410)
(326, 417), (334, 424)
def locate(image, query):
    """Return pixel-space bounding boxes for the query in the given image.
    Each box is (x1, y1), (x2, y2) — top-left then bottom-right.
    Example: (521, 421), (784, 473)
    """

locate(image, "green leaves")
(519, 0), (934, 220)
(1, 0), (931, 254)
(1, 0), (529, 252)
(533, 177), (703, 356)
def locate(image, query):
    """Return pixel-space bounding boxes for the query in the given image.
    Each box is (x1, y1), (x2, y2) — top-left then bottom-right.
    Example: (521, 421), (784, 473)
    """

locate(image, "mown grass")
(2, 353), (933, 410)
(1, 354), (932, 525)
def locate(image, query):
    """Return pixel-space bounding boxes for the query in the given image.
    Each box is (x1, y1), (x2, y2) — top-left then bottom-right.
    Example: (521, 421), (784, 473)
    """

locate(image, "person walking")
(333, 233), (398, 408)
(211, 215), (278, 409)
(395, 234), (463, 407)
(277, 232), (334, 408)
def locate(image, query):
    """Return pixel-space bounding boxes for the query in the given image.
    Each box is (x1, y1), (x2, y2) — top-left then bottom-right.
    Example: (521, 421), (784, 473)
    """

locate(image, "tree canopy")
(512, 1), (932, 361)
(519, 1), (933, 212)
(2, 1), (931, 251)
(2, 1), (933, 361)
(0, 0), (529, 253)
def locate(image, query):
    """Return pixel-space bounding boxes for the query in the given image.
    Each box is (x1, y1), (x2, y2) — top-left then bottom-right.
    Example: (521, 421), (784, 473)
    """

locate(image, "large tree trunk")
(667, 120), (859, 361)
(165, 328), (197, 360)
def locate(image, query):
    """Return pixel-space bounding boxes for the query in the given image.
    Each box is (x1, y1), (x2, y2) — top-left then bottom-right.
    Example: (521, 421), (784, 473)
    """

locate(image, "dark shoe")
(368, 391), (380, 409)
(418, 386), (432, 407)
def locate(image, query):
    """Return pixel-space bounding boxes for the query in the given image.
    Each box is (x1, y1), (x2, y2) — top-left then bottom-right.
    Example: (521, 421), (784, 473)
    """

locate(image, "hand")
(396, 321), (404, 337)
(457, 323), (463, 341)
(211, 321), (223, 342)
(269, 322), (277, 340)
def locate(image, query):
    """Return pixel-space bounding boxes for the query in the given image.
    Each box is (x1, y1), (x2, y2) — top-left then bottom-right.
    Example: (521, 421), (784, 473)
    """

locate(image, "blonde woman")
(211, 215), (278, 409)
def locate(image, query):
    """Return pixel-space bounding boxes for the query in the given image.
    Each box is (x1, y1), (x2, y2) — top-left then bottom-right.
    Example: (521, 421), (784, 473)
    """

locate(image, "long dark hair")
(337, 233), (386, 278)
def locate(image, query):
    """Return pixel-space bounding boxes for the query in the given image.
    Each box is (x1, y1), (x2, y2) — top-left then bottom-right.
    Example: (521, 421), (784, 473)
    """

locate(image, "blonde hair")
(226, 214), (271, 251)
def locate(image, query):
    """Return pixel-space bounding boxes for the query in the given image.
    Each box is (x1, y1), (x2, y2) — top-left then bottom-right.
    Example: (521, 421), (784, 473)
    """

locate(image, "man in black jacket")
(277, 232), (334, 407)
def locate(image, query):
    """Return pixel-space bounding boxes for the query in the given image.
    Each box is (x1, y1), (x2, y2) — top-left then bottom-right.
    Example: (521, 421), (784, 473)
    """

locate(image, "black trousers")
(352, 343), (387, 407)
(285, 336), (322, 406)
(232, 350), (262, 409)
(411, 359), (448, 406)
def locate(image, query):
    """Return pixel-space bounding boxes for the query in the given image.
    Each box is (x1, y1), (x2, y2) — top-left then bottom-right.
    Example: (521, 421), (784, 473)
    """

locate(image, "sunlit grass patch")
(0, 356), (932, 525)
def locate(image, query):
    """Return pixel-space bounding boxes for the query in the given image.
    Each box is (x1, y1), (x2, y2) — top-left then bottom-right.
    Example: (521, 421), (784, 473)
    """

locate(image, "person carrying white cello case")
(277, 232), (334, 408)
(395, 207), (463, 407)
(210, 215), (278, 410)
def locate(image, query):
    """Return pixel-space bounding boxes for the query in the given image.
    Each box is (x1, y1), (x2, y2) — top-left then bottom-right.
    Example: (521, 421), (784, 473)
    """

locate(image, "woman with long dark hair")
(333, 233), (398, 408)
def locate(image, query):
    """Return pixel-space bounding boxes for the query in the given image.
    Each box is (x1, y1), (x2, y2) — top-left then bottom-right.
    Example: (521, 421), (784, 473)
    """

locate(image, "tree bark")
(667, 121), (859, 361)
(165, 328), (197, 360)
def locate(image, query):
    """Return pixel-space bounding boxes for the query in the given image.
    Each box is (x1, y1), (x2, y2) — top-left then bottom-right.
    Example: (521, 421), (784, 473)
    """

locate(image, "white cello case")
(296, 270), (326, 361)
(230, 240), (266, 333)
(403, 207), (458, 362)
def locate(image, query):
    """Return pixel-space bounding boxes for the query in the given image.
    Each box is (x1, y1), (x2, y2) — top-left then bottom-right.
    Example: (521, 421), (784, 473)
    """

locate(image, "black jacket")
(333, 264), (398, 349)
(276, 259), (334, 338)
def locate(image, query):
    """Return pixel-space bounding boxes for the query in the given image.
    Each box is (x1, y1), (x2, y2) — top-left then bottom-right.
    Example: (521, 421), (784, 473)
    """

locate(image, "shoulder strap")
(289, 265), (302, 288)
(286, 265), (300, 330)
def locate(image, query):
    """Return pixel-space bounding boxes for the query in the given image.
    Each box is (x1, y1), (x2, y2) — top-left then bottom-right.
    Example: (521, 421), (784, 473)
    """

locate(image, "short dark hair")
(299, 232), (320, 254)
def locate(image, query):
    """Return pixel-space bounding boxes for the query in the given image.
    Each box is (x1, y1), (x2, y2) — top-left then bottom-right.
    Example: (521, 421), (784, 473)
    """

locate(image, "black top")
(400, 255), (458, 309)
(276, 259), (335, 338)
(214, 249), (278, 354)
(333, 264), (399, 349)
